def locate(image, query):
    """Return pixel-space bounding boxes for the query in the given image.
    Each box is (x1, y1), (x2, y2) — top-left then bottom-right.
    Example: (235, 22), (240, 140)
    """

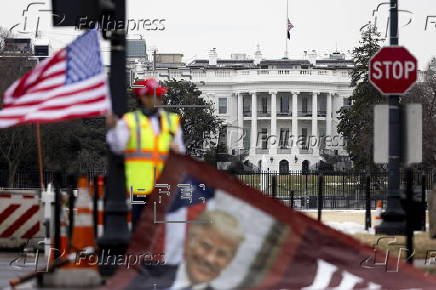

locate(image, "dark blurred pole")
(35, 124), (45, 191)
(405, 168), (414, 264)
(93, 176), (98, 237)
(365, 175), (372, 230)
(422, 174), (427, 231)
(317, 175), (323, 221)
(53, 172), (62, 260)
(66, 175), (76, 250)
(98, 0), (130, 277)
(376, 0), (406, 235)
(272, 175), (277, 198)
(290, 190), (294, 209)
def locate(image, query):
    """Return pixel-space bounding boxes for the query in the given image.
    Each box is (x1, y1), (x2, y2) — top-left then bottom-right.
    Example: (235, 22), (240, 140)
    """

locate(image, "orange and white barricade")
(0, 189), (42, 249)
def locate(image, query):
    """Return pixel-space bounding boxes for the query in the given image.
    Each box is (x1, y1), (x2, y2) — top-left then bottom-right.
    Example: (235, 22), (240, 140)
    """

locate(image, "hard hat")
(133, 78), (167, 97)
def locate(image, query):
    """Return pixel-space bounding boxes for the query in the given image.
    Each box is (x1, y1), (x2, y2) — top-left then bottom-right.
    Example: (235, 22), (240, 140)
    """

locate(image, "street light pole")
(98, 0), (130, 276)
(376, 0), (406, 235)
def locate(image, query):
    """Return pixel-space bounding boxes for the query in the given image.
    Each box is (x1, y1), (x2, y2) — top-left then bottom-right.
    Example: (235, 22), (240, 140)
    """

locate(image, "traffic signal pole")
(376, 0), (407, 235)
(98, 0), (130, 276)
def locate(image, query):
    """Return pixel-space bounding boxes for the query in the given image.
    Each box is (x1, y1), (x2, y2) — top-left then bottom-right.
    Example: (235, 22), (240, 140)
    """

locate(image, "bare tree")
(0, 27), (37, 187)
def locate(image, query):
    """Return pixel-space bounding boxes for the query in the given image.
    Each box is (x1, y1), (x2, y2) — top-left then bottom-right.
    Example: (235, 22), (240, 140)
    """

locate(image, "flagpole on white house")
(285, 0), (289, 59)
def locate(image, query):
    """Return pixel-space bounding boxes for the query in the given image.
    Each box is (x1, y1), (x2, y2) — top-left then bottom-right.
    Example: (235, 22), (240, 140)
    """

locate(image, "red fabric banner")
(105, 153), (436, 289)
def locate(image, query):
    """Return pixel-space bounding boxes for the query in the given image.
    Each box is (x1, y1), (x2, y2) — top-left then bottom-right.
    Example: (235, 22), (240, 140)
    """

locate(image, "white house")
(135, 47), (355, 172)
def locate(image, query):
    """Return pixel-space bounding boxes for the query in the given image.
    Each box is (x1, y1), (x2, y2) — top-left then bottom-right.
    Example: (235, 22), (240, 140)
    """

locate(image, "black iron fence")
(237, 169), (434, 209)
(1, 169), (433, 210)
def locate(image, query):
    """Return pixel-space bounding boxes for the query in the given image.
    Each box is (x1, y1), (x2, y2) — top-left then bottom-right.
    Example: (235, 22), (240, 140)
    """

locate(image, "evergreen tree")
(337, 25), (385, 170)
(162, 79), (222, 157)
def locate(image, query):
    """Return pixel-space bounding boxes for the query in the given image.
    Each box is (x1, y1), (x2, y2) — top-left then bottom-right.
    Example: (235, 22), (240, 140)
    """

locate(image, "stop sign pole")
(371, 0), (409, 235)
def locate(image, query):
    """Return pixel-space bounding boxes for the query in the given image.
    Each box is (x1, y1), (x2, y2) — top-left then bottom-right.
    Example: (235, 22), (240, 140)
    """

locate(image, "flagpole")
(35, 123), (44, 191)
(285, 0), (289, 59)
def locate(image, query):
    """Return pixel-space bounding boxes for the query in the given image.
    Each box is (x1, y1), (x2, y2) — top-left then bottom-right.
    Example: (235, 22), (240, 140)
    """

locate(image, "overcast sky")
(1, 0), (435, 68)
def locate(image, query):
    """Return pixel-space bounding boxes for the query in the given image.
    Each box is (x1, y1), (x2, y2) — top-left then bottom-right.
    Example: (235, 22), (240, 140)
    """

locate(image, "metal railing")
(243, 110), (252, 117)
(277, 111), (292, 117)
(0, 170), (106, 189)
(236, 169), (434, 209)
(298, 111), (312, 117)
(257, 110), (271, 117)
(317, 110), (327, 117)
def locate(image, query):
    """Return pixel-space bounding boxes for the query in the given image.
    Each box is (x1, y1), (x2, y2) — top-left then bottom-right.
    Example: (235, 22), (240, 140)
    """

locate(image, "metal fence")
(237, 169), (434, 209)
(0, 170), (106, 189)
(1, 169), (433, 210)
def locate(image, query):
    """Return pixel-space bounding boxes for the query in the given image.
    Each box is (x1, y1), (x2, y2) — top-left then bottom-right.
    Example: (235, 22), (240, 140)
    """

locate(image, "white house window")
(243, 127), (250, 149)
(218, 98), (227, 114)
(260, 128), (268, 149)
(279, 128), (290, 148)
(301, 128), (308, 149)
(280, 96), (290, 113)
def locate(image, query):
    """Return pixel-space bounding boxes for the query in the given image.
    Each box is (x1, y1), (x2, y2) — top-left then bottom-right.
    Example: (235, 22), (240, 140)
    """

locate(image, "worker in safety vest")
(106, 78), (185, 227)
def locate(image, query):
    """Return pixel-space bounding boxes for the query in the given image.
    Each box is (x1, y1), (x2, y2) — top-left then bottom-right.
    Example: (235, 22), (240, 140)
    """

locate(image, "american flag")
(0, 30), (110, 128)
(287, 18), (294, 39)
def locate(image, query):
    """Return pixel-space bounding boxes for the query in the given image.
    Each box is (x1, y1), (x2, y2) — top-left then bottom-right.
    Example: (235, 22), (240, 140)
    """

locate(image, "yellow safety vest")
(123, 110), (180, 195)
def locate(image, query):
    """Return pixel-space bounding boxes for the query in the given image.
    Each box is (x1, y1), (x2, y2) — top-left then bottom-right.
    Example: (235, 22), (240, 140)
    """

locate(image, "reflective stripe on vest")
(123, 110), (179, 195)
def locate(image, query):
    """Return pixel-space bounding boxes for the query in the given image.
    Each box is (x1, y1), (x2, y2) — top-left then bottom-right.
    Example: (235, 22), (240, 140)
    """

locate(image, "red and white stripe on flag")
(0, 30), (110, 128)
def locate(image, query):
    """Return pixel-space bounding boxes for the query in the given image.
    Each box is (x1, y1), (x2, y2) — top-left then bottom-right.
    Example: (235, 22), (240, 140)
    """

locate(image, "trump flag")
(0, 30), (110, 128)
(106, 153), (436, 289)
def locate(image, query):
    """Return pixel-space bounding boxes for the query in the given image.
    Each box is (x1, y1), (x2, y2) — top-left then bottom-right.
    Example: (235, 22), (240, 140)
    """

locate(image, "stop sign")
(369, 46), (418, 95)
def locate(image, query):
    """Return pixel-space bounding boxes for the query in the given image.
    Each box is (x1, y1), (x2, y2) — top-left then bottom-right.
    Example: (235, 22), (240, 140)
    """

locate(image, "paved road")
(0, 251), (39, 289)
(0, 251), (101, 289)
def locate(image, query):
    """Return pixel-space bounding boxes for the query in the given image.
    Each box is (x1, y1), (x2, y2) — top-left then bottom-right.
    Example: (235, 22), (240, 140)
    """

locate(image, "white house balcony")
(277, 110), (292, 117)
(299, 146), (313, 154)
(255, 148), (269, 154)
(243, 110), (252, 117)
(317, 110), (327, 117)
(139, 69), (352, 84)
(277, 148), (293, 154)
(257, 110), (271, 117)
(298, 110), (312, 117)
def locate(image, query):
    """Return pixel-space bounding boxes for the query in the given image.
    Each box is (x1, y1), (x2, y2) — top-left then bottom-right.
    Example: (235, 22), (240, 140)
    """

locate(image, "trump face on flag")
(177, 210), (244, 289)
(0, 30), (110, 128)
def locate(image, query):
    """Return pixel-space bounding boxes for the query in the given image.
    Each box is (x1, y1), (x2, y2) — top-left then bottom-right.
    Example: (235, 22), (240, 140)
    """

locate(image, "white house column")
(250, 91), (257, 155)
(326, 92), (332, 138)
(292, 92), (299, 154)
(237, 93), (244, 150)
(312, 92), (319, 156)
(270, 91), (277, 154)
